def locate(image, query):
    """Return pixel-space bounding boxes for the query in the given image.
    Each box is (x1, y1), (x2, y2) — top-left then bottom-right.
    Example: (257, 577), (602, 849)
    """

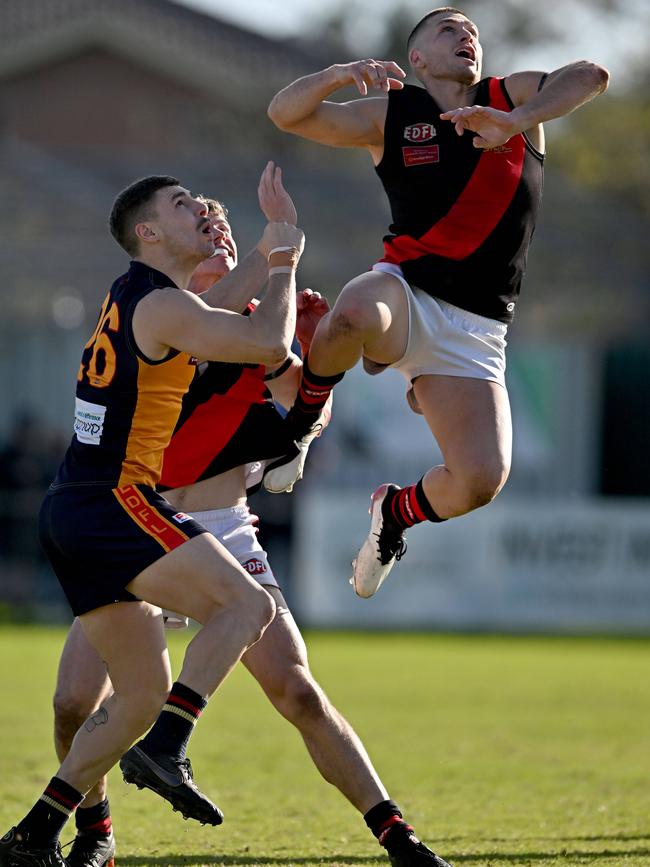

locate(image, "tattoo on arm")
(84, 706), (109, 733)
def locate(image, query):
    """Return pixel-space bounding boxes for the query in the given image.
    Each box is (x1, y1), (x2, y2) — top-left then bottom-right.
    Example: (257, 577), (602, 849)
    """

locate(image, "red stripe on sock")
(377, 816), (406, 845)
(407, 487), (428, 523)
(45, 787), (80, 809)
(85, 818), (113, 835)
(389, 493), (402, 526)
(167, 694), (203, 716)
(391, 489), (416, 527)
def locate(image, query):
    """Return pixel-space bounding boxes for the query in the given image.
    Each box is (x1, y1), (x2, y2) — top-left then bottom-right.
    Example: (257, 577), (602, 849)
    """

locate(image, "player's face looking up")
(187, 201), (238, 294)
(208, 214), (237, 271)
(409, 13), (482, 84)
(137, 186), (215, 261)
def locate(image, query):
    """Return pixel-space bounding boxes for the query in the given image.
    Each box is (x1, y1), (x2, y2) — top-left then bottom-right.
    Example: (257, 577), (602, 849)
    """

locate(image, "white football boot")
(350, 483), (407, 598)
(263, 394), (333, 494)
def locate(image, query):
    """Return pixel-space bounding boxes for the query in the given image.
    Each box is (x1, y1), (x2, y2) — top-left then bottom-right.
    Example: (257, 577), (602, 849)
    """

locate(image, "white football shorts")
(370, 262), (508, 392)
(190, 503), (278, 589)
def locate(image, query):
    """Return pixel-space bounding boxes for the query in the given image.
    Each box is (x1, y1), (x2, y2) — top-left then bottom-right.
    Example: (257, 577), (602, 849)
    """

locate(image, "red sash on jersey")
(159, 366), (266, 489)
(382, 77), (526, 264)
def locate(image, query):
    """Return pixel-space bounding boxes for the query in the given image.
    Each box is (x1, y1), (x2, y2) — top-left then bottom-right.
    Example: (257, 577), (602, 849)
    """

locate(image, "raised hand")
(296, 288), (330, 355)
(258, 161), (298, 225)
(439, 105), (519, 149)
(257, 221), (305, 262)
(335, 59), (406, 96)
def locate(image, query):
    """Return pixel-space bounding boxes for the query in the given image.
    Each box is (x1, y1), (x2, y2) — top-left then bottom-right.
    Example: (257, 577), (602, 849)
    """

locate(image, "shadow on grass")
(453, 850), (650, 862)
(114, 845), (650, 866)
(121, 858), (383, 866)
(445, 832), (650, 843)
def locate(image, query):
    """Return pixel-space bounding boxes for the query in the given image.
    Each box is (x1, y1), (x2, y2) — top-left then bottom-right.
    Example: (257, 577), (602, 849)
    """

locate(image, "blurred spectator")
(0, 410), (67, 617)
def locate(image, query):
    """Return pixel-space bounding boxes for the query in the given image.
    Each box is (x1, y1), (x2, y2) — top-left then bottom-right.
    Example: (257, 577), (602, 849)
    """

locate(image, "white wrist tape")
(268, 246), (297, 259)
(268, 265), (295, 276)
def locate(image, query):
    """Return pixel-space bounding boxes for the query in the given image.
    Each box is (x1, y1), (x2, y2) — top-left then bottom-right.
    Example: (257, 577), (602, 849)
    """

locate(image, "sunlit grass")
(0, 627), (649, 866)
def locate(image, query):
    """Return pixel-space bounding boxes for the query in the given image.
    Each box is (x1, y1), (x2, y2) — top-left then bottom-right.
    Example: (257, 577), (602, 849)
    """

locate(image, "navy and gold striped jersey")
(54, 261), (197, 489)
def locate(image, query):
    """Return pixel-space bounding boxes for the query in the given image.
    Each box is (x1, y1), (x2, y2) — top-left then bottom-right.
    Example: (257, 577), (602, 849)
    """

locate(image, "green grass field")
(0, 626), (649, 866)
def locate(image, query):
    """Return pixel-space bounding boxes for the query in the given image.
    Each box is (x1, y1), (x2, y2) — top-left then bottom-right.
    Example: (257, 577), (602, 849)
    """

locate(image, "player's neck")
(422, 75), (479, 112)
(135, 252), (199, 291)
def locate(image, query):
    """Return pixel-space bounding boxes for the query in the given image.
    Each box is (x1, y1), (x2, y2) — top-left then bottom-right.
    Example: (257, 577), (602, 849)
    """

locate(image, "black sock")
(383, 478), (446, 532)
(140, 681), (207, 762)
(363, 799), (420, 851)
(289, 355), (344, 436)
(75, 798), (112, 837)
(364, 799), (403, 840)
(17, 776), (83, 848)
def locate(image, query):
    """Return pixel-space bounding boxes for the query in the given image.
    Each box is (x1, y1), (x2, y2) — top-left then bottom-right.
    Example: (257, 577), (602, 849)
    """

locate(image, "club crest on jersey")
(243, 557), (267, 575)
(403, 122), (436, 143)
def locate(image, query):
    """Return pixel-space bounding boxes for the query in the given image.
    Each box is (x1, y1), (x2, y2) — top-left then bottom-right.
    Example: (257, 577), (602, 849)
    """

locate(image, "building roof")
(0, 0), (326, 105)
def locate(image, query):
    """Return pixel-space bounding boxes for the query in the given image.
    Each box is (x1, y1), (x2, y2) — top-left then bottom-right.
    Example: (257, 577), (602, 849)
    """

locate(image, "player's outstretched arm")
(133, 221), (304, 365)
(268, 60), (405, 149)
(200, 162), (294, 312)
(440, 60), (609, 149)
(266, 288), (330, 409)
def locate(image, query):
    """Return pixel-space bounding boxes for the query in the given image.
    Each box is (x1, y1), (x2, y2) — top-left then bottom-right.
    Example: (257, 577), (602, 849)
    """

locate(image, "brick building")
(0, 0), (387, 436)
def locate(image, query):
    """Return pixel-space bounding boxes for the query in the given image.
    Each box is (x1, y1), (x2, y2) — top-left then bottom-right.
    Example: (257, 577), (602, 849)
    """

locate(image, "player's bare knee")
(53, 691), (95, 744)
(277, 669), (328, 725)
(215, 583), (276, 648)
(468, 463), (510, 510)
(328, 296), (373, 340)
(243, 586), (276, 646)
(53, 695), (88, 749)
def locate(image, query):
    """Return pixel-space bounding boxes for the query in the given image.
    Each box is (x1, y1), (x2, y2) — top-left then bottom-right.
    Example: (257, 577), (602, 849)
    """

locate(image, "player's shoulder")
(134, 285), (202, 327)
(390, 82), (424, 100)
(501, 70), (548, 106)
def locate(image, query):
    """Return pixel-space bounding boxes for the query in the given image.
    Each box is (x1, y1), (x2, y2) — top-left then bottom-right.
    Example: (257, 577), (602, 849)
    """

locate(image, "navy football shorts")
(39, 483), (207, 616)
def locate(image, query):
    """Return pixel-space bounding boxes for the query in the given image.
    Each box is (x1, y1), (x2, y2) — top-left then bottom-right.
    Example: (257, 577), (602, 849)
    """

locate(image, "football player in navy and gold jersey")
(0, 164), (305, 867)
(52, 201), (448, 867)
(268, 7), (609, 598)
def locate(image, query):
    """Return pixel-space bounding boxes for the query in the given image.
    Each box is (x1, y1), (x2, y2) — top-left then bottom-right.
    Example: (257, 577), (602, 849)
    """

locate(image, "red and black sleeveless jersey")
(159, 321), (295, 490)
(54, 261), (196, 489)
(376, 78), (544, 323)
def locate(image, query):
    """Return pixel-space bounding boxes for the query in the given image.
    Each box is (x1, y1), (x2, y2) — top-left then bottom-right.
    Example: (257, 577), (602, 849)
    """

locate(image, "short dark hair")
(109, 175), (179, 256)
(407, 7), (468, 50)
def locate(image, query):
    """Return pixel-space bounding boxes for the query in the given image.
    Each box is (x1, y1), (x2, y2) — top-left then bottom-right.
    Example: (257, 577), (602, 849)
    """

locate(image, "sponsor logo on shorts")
(403, 145), (440, 167)
(73, 398), (106, 446)
(173, 512), (192, 524)
(506, 302), (515, 312)
(403, 122), (436, 143)
(243, 557), (267, 575)
(113, 486), (190, 553)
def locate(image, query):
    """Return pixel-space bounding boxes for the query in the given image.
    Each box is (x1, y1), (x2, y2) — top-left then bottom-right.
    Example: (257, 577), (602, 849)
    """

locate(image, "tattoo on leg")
(84, 706), (109, 732)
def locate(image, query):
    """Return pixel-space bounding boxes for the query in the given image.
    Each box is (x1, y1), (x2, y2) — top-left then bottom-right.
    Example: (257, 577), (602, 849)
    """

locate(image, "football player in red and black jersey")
(268, 7), (609, 599)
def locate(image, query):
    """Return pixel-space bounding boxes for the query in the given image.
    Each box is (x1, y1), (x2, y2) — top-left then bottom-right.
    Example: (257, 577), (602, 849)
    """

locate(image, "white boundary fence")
(292, 494), (650, 634)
